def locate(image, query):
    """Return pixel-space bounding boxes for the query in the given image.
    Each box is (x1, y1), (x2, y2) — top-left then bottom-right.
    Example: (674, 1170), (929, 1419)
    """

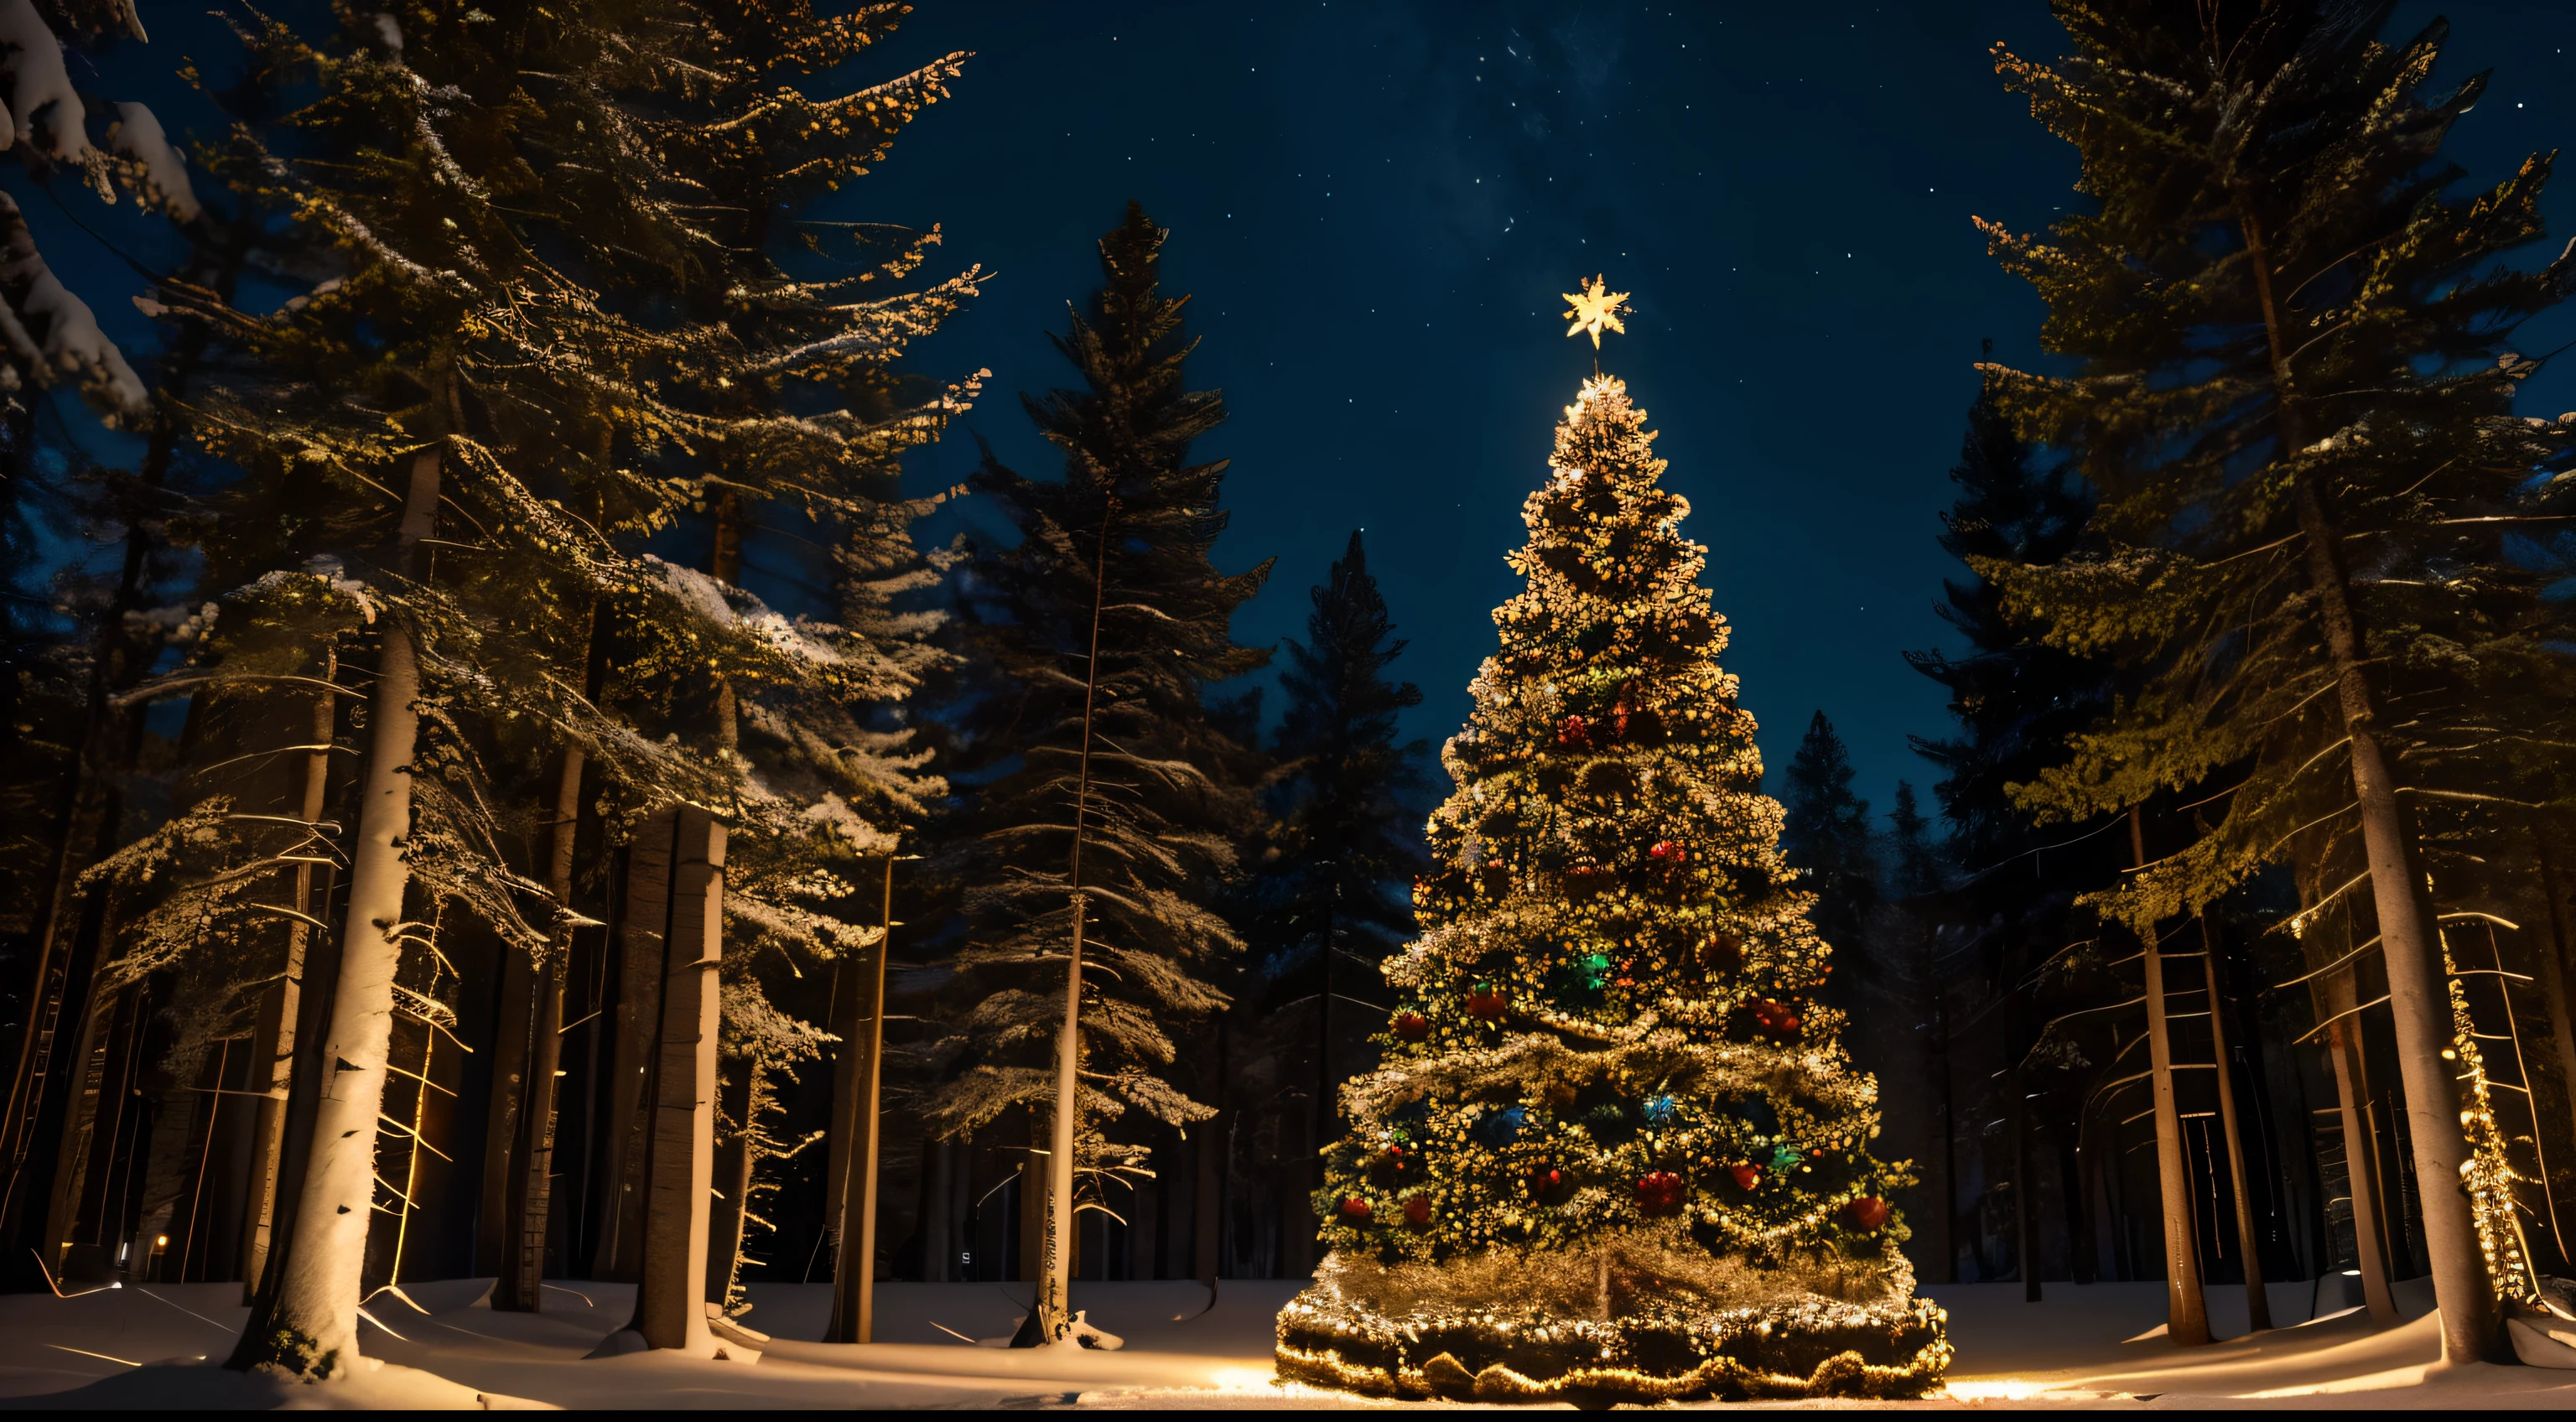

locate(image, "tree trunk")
(240, 657), (338, 1300)
(621, 808), (724, 1355)
(825, 857), (896, 1342)
(2199, 921), (2271, 1331)
(227, 446), (439, 1376)
(1027, 498), (1117, 1345)
(2010, 1063), (2038, 1301)
(704, 1061), (755, 1310)
(2243, 206), (2500, 1360)
(2134, 809), (2210, 1345)
(2319, 972), (2399, 1320)
(1931, 978), (1956, 1284)
(492, 740), (584, 1310)
(2535, 837), (2576, 1156)
(1194, 1015), (1228, 1285)
(477, 934), (537, 1277)
(590, 813), (676, 1280)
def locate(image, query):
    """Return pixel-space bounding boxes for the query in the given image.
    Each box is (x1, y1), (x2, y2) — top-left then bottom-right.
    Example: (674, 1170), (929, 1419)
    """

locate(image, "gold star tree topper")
(1562, 274), (1631, 348)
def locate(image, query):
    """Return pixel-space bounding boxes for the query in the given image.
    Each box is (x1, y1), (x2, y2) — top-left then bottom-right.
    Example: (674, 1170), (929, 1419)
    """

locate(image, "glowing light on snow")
(1209, 1367), (1274, 1391)
(1945, 1379), (2039, 1401)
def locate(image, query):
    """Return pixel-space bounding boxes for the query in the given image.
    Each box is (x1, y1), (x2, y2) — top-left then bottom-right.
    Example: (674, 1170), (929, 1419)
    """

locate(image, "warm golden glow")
(1562, 275), (1631, 347)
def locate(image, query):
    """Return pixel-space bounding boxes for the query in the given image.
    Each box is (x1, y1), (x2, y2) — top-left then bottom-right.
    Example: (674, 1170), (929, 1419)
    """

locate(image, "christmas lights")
(1277, 373), (1945, 1399)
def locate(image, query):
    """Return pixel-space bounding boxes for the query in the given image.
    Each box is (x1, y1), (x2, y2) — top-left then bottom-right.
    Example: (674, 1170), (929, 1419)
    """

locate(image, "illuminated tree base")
(1275, 1283), (1950, 1404)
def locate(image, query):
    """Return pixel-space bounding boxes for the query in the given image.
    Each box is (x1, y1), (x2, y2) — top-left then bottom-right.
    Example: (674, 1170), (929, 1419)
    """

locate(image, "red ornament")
(1555, 714), (1592, 748)
(1528, 1166), (1564, 1198)
(1649, 839), (1685, 862)
(1393, 1012), (1431, 1042)
(1727, 1163), (1764, 1191)
(1845, 1196), (1892, 1232)
(1750, 999), (1801, 1041)
(1339, 1196), (1373, 1223)
(1404, 1195), (1434, 1227)
(1464, 985), (1508, 1021)
(1634, 1170), (1686, 1217)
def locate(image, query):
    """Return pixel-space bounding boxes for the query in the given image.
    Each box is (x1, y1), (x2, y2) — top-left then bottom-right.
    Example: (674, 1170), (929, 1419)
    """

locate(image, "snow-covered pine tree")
(579, 7), (976, 1321)
(1278, 373), (1946, 1404)
(0, 0), (241, 1290)
(1981, 2), (2576, 1357)
(108, 1), (956, 1373)
(1249, 530), (1430, 1272)
(928, 202), (1269, 1341)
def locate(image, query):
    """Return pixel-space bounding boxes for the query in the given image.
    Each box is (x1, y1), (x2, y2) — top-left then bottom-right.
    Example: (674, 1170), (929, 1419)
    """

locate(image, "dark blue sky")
(856, 0), (2576, 819)
(34, 3), (2576, 822)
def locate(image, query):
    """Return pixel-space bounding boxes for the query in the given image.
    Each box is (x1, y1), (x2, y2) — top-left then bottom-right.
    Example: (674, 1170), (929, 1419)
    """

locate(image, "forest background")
(1, 0), (2574, 1364)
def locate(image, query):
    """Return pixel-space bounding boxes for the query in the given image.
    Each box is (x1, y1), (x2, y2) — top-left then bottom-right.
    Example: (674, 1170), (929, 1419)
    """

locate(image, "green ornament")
(1768, 1144), (1805, 1172)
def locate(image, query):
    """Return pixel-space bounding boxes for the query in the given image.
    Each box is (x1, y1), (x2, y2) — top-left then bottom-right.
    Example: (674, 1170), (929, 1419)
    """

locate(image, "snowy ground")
(0, 1272), (2571, 1409)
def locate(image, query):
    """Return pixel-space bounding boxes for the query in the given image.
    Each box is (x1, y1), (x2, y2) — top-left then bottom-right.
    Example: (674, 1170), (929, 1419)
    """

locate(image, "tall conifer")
(928, 203), (1269, 1339)
(1255, 529), (1430, 1269)
(1981, 1), (2576, 1355)
(96, 0), (974, 1373)
(1780, 712), (1877, 972)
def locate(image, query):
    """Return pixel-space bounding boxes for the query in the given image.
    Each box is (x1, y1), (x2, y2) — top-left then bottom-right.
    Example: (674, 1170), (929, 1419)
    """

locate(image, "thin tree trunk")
(2535, 836), (2576, 1154)
(1307, 891), (1333, 1282)
(1029, 496), (1117, 1346)
(590, 814), (676, 1281)
(2200, 919), (2271, 1331)
(492, 740), (584, 1310)
(1932, 978), (1956, 1284)
(2134, 808), (2210, 1345)
(825, 857), (896, 1342)
(704, 1062), (755, 1309)
(477, 935), (537, 1276)
(2241, 206), (2501, 1361)
(1194, 1017), (1228, 1285)
(226, 445), (439, 1375)
(2320, 974), (2399, 1320)
(2058, 1136), (2093, 1286)
(2010, 1063), (2038, 1301)
(240, 656), (337, 1300)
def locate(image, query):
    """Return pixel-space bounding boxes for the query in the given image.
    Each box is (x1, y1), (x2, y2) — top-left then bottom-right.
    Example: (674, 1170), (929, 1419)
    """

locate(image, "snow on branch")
(0, 0), (94, 168)
(0, 191), (145, 418)
(107, 101), (199, 221)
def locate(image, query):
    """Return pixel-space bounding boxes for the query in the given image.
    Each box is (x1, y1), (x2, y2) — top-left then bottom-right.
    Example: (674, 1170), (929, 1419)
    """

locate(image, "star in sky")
(1562, 275), (1631, 347)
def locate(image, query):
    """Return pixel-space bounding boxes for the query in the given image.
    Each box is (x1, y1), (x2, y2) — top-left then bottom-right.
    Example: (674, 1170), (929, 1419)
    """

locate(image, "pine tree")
(1979, 1), (2576, 1357)
(1278, 375), (1946, 1404)
(1883, 782), (1936, 900)
(1903, 362), (2103, 874)
(1779, 711), (1877, 966)
(1255, 529), (1431, 1270)
(87, 0), (973, 1373)
(0, 2), (246, 1290)
(927, 202), (1269, 1340)
(1899, 363), (2117, 1295)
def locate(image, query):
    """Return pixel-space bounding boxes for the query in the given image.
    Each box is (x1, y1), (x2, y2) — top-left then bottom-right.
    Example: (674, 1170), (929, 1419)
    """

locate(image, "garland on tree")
(1275, 374), (1947, 1404)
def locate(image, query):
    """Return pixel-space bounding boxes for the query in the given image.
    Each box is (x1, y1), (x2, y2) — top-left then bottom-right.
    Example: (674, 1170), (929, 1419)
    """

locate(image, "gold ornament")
(1562, 275), (1631, 348)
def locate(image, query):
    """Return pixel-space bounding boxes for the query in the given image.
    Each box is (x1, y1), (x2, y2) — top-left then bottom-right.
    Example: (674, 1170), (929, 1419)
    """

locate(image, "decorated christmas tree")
(1275, 288), (1948, 1403)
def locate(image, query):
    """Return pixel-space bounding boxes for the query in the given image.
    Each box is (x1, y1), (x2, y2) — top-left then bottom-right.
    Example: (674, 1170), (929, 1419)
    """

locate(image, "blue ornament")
(1476, 1105), (1528, 1146)
(1642, 1095), (1679, 1127)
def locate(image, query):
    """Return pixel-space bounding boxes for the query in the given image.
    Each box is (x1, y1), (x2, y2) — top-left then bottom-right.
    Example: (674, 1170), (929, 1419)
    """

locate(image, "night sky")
(857, 0), (2576, 817)
(37, 3), (2576, 817)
